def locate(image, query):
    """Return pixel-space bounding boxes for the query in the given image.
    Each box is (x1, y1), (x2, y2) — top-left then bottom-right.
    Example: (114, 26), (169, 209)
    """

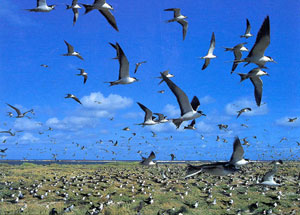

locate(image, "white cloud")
(19, 133), (39, 143)
(122, 112), (143, 119)
(275, 117), (299, 127)
(195, 121), (215, 133)
(200, 95), (215, 105)
(46, 116), (97, 131)
(162, 104), (180, 118)
(13, 118), (42, 131)
(225, 97), (268, 117)
(146, 122), (178, 133)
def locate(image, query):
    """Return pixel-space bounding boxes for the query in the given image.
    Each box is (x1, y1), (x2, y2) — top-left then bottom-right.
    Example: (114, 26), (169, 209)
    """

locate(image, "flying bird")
(106, 43), (138, 86)
(136, 102), (158, 126)
(6, 103), (33, 118)
(237, 16), (276, 68)
(26, 0), (56, 12)
(0, 148), (8, 153)
(62, 40), (84, 60)
(164, 8), (188, 40)
(76, 68), (88, 84)
(258, 160), (283, 186)
(66, 0), (81, 26)
(240, 19), (253, 38)
(140, 151), (156, 166)
(224, 43), (248, 73)
(237, 107), (252, 118)
(288, 117), (297, 122)
(157, 70), (174, 85)
(134, 61), (147, 74)
(200, 32), (216, 70)
(161, 72), (205, 128)
(153, 113), (168, 123)
(184, 119), (196, 130)
(81, 0), (119, 31)
(65, 94), (82, 104)
(238, 68), (269, 106)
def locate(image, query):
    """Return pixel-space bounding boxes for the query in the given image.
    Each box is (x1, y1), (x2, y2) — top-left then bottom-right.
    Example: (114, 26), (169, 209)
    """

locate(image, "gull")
(136, 102), (158, 126)
(105, 42), (138, 86)
(258, 160), (283, 186)
(288, 117), (297, 122)
(157, 70), (174, 85)
(65, 94), (82, 104)
(134, 61), (147, 74)
(238, 68), (269, 106)
(0, 148), (8, 153)
(26, 0), (56, 12)
(76, 68), (88, 84)
(200, 32), (216, 70)
(66, 0), (81, 26)
(237, 16), (276, 68)
(161, 72), (205, 128)
(140, 151), (156, 166)
(184, 119), (196, 130)
(153, 113), (168, 123)
(164, 8), (188, 40)
(237, 107), (252, 118)
(224, 43), (248, 73)
(81, 0), (119, 31)
(62, 40), (84, 60)
(6, 103), (33, 118)
(240, 19), (253, 38)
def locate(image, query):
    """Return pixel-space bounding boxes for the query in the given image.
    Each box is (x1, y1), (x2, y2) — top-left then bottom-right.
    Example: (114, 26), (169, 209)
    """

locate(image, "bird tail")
(224, 47), (233, 51)
(238, 73), (248, 82)
(172, 119), (183, 129)
(165, 19), (176, 23)
(185, 164), (202, 178)
(82, 4), (93, 14)
(104, 81), (116, 86)
(66, 4), (71, 9)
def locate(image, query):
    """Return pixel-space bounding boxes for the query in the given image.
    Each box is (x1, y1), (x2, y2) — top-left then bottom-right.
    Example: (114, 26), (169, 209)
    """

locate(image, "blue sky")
(0, 0), (299, 161)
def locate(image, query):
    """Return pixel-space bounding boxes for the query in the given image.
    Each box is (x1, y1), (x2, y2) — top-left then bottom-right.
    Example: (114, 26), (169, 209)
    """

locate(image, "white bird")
(136, 102), (158, 126)
(258, 160), (283, 186)
(62, 40), (84, 60)
(26, 0), (56, 12)
(200, 32), (216, 70)
(240, 19), (253, 38)
(106, 42), (138, 86)
(164, 8), (188, 40)
(224, 43), (248, 73)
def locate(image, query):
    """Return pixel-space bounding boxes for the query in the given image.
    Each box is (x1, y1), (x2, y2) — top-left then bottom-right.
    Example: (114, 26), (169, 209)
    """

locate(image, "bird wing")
(178, 19), (188, 41)
(250, 77), (263, 107)
(6, 103), (21, 115)
(202, 58), (210, 70)
(134, 64), (139, 74)
(229, 137), (244, 164)
(161, 72), (193, 116)
(115, 43), (130, 79)
(248, 16), (270, 58)
(262, 166), (276, 182)
(72, 8), (79, 25)
(137, 102), (153, 122)
(164, 8), (181, 17)
(208, 32), (215, 55)
(83, 75), (87, 84)
(72, 96), (82, 104)
(64, 40), (74, 53)
(190, 96), (200, 111)
(190, 119), (196, 127)
(245, 18), (251, 34)
(76, 54), (84, 60)
(99, 9), (119, 32)
(72, 0), (78, 7)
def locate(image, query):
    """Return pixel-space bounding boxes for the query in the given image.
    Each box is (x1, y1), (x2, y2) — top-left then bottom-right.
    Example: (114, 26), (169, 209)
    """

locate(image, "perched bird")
(258, 160), (283, 186)
(134, 61), (147, 74)
(237, 16), (276, 68)
(240, 19), (253, 38)
(26, 0), (56, 12)
(76, 68), (88, 84)
(237, 107), (252, 118)
(288, 117), (297, 122)
(161, 72), (205, 128)
(65, 94), (82, 104)
(238, 68), (269, 106)
(140, 151), (156, 166)
(6, 103), (33, 118)
(81, 0), (118, 31)
(157, 70), (175, 85)
(62, 40), (84, 60)
(224, 43), (248, 73)
(200, 32), (216, 70)
(106, 43), (138, 86)
(136, 102), (158, 126)
(66, 0), (81, 26)
(184, 119), (196, 130)
(164, 8), (188, 40)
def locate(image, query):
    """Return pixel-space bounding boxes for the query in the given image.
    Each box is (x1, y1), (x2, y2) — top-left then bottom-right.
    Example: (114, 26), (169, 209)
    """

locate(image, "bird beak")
(202, 113), (206, 116)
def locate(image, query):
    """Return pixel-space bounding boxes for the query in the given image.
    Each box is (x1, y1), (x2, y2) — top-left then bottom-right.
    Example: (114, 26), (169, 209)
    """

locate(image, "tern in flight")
(224, 43), (248, 73)
(157, 70), (174, 85)
(6, 104), (33, 118)
(184, 119), (196, 130)
(62, 40), (84, 60)
(134, 61), (147, 74)
(81, 0), (118, 31)
(27, 0), (56, 12)
(65, 94), (82, 104)
(164, 8), (188, 40)
(66, 0), (81, 26)
(237, 107), (252, 118)
(76, 68), (88, 84)
(258, 160), (283, 186)
(240, 19), (253, 38)
(136, 102), (158, 126)
(200, 32), (216, 70)
(140, 151), (156, 166)
(105, 42), (138, 86)
(161, 72), (206, 128)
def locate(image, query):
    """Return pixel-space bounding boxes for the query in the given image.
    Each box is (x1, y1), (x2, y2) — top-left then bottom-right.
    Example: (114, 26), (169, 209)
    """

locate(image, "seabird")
(26, 0), (56, 12)
(122, 127), (130, 131)
(236, 107), (252, 118)
(258, 160), (283, 186)
(106, 43), (138, 86)
(228, 136), (250, 167)
(153, 113), (168, 123)
(238, 68), (269, 106)
(65, 94), (82, 104)
(288, 117), (297, 122)
(161, 72), (205, 128)
(140, 151), (156, 166)
(66, 0), (81, 26)
(184, 119), (196, 130)
(76, 68), (88, 84)
(240, 19), (253, 38)
(164, 8), (188, 40)
(200, 32), (216, 70)
(6, 103), (33, 118)
(224, 43), (248, 73)
(218, 124), (228, 130)
(157, 90), (165, 94)
(237, 16), (276, 68)
(136, 102), (158, 126)
(62, 40), (84, 60)
(170, 153), (176, 161)
(81, 0), (119, 31)
(0, 148), (8, 153)
(134, 61), (147, 74)
(40, 64), (49, 68)
(157, 70), (174, 85)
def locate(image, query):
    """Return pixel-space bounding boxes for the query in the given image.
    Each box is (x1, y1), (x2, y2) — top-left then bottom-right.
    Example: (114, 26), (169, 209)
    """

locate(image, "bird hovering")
(6, 104), (33, 118)
(164, 8), (188, 40)
(240, 19), (253, 38)
(224, 43), (248, 73)
(136, 102), (158, 126)
(134, 61), (147, 74)
(161, 72), (206, 128)
(81, 0), (119, 31)
(62, 40), (84, 60)
(106, 43), (138, 86)
(26, 0), (56, 12)
(237, 107), (252, 118)
(76, 68), (88, 84)
(200, 32), (216, 70)
(65, 94), (82, 104)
